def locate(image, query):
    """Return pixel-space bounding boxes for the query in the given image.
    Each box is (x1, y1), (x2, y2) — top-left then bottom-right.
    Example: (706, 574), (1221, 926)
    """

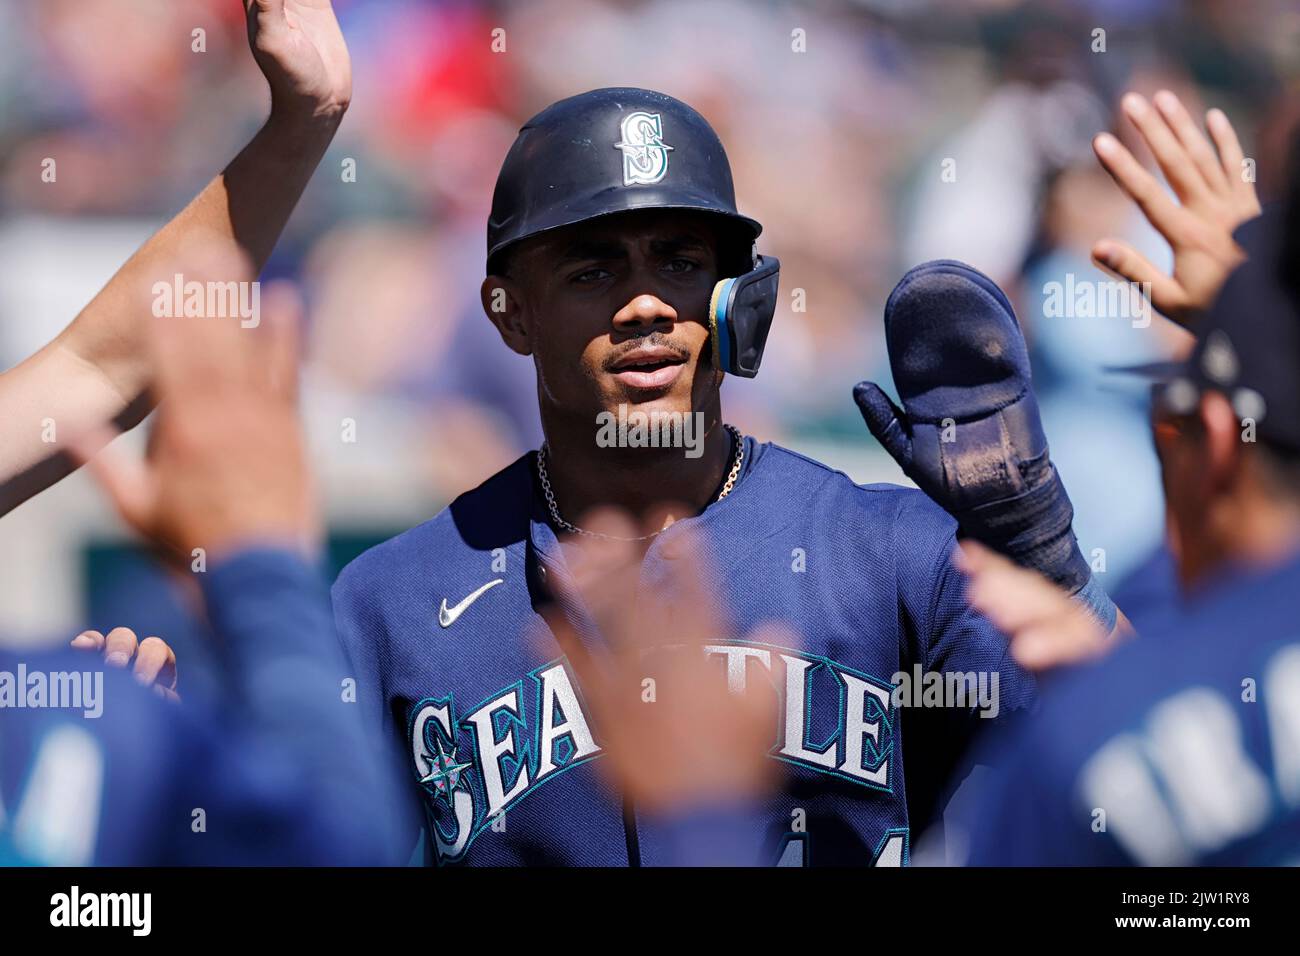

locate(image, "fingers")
(153, 300), (255, 400)
(148, 251), (307, 440)
(1147, 91), (1260, 220)
(132, 636), (178, 690)
(1009, 605), (1112, 670)
(951, 539), (996, 575)
(547, 507), (724, 719)
(537, 602), (617, 734)
(542, 514), (638, 689)
(151, 309), (229, 399)
(1206, 107), (1244, 172)
(1090, 238), (1188, 318)
(246, 0), (286, 23)
(1206, 107), (1261, 214)
(70, 630), (105, 652)
(652, 522), (723, 651)
(149, 236), (259, 398)
(65, 428), (159, 535)
(244, 0), (290, 60)
(853, 381), (913, 469)
(1152, 90), (1228, 194)
(1092, 131), (1187, 240)
(957, 541), (1074, 633)
(103, 626), (139, 669)
(1097, 93), (1260, 321)
(1007, 621), (1096, 671)
(563, 510), (684, 618)
(1091, 238), (1162, 288)
(74, 626), (180, 694)
(956, 542), (1107, 671)
(568, 508), (721, 655)
(559, 509), (642, 650)
(258, 280), (304, 404)
(1120, 92), (1205, 202)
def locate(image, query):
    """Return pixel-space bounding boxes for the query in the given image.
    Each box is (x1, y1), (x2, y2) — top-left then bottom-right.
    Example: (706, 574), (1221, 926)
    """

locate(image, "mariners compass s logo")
(421, 732), (472, 806)
(615, 111), (673, 186)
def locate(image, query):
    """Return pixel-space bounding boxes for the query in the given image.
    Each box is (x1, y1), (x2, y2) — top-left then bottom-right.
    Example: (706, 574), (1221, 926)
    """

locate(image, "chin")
(595, 381), (698, 425)
(629, 386), (694, 408)
(603, 372), (695, 411)
(593, 398), (707, 459)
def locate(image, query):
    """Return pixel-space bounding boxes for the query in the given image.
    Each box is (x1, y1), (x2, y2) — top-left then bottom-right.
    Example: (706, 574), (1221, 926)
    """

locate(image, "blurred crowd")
(1, 0), (1298, 643)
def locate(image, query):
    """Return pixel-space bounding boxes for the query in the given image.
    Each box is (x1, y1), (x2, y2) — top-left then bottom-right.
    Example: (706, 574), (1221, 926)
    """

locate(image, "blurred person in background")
(900, 84), (1263, 862)
(895, 0), (1285, 584)
(944, 144), (1298, 865)
(1, 261), (405, 865)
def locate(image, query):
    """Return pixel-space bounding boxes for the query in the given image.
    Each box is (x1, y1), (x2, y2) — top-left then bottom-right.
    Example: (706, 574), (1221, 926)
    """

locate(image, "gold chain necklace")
(536, 424), (744, 541)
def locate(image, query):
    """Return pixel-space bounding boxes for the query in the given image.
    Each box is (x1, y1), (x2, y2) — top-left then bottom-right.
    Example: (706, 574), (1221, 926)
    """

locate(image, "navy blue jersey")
(0, 550), (405, 865)
(954, 551), (1300, 866)
(332, 437), (1036, 866)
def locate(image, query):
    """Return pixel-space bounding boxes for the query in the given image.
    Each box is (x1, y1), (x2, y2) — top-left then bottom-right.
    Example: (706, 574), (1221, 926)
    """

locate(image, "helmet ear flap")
(709, 255), (780, 378)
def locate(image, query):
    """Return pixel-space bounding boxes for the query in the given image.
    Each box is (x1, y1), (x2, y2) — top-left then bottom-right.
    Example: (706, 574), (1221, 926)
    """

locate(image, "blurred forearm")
(0, 113), (341, 516)
(59, 111), (341, 401)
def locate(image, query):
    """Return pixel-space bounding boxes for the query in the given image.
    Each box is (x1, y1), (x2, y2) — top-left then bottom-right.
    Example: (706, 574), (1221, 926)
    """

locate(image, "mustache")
(603, 332), (692, 371)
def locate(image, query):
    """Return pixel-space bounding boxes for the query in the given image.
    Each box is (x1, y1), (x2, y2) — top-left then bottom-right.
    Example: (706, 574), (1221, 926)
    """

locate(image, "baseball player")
(331, 87), (1123, 867)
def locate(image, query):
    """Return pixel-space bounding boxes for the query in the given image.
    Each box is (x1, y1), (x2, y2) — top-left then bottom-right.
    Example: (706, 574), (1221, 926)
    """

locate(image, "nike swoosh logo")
(438, 578), (504, 628)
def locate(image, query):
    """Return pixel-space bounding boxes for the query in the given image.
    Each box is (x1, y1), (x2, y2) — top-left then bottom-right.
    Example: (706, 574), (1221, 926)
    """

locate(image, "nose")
(612, 293), (677, 334)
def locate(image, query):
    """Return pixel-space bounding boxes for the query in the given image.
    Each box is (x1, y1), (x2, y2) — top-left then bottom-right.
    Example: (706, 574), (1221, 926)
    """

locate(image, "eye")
(571, 267), (613, 283)
(664, 257), (700, 274)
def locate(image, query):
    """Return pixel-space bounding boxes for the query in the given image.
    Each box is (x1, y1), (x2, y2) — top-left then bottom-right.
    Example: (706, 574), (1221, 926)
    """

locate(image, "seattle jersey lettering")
(410, 642), (895, 863)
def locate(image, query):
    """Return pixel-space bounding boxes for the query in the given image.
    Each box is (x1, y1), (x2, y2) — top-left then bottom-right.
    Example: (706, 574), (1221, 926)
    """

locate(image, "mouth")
(607, 344), (689, 391)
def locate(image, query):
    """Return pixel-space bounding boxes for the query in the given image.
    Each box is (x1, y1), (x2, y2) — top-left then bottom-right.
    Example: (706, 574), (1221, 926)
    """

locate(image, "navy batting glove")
(855, 260), (1115, 630)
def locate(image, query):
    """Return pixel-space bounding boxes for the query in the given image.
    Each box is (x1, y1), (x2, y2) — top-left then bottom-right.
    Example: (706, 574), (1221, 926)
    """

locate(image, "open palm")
(245, 0), (352, 118)
(1091, 91), (1260, 328)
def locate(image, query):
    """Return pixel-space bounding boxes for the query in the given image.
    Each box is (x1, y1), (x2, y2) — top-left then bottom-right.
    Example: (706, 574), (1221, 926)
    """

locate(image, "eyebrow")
(556, 234), (711, 263)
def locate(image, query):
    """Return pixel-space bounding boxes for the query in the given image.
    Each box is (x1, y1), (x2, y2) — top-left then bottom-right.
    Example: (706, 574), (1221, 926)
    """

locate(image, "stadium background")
(0, 0), (1296, 704)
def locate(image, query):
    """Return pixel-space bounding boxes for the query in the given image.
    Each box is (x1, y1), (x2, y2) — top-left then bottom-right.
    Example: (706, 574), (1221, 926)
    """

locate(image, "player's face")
(489, 209), (726, 431)
(1152, 406), (1198, 582)
(1151, 390), (1239, 589)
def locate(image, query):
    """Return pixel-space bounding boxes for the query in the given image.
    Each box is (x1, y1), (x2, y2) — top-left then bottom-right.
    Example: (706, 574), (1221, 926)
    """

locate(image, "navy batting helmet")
(486, 87), (780, 378)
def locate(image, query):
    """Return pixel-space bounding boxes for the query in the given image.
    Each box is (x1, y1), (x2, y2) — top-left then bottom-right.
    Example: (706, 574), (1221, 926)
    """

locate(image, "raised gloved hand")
(854, 259), (1115, 631)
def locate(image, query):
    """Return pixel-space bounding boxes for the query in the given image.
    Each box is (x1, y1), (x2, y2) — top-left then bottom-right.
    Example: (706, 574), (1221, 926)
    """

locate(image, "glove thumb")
(853, 381), (914, 472)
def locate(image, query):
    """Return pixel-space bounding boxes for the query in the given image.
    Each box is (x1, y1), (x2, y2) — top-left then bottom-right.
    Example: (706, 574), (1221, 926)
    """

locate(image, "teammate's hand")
(73, 246), (316, 565)
(70, 627), (180, 702)
(542, 510), (779, 815)
(244, 0), (352, 121)
(955, 541), (1130, 671)
(1092, 91), (1260, 328)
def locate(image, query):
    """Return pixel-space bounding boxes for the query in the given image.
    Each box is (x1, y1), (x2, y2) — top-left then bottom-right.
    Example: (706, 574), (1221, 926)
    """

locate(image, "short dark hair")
(487, 244), (519, 279)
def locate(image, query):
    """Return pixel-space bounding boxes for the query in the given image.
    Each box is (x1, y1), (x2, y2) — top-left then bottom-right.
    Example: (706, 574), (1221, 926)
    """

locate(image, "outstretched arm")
(0, 0), (351, 516)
